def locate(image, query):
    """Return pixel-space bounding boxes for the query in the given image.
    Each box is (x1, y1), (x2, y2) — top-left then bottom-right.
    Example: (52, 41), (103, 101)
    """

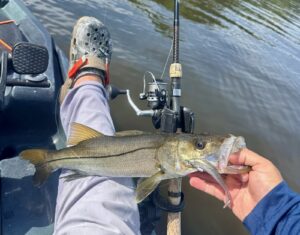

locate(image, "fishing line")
(103, 0), (108, 25)
(160, 39), (173, 81)
(143, 71), (161, 91)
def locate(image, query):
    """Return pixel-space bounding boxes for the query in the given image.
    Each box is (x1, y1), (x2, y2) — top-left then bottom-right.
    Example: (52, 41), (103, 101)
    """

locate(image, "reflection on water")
(23, 0), (300, 234)
(130, 0), (300, 43)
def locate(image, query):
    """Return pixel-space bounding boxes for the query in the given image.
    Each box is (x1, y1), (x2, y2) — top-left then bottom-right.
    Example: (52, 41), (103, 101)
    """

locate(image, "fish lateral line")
(44, 146), (160, 164)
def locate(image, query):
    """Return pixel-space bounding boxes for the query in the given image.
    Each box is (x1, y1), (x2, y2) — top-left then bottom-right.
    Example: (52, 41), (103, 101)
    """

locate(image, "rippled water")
(23, 0), (300, 234)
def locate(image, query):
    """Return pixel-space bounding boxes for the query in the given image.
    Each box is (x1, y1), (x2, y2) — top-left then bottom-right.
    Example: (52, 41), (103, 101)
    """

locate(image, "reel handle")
(106, 84), (126, 100)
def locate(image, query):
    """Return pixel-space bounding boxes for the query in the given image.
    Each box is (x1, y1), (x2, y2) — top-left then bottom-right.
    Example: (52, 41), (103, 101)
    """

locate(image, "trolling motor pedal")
(0, 42), (50, 110)
(12, 42), (48, 75)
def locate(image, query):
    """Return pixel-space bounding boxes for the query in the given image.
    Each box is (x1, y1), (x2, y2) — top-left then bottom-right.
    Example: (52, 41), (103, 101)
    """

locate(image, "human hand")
(189, 148), (283, 221)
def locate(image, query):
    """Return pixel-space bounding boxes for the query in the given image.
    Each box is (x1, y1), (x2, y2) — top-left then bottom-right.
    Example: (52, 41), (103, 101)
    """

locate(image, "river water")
(23, 0), (300, 234)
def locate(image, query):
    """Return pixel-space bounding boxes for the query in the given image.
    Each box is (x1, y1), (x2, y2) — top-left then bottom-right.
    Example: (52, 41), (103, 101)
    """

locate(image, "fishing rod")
(108, 0), (194, 234)
(166, 1), (184, 234)
(108, 1), (193, 132)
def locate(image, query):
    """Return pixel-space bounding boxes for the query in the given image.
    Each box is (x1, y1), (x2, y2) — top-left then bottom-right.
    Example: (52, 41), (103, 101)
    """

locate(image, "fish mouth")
(186, 135), (247, 172)
(217, 135), (247, 172)
(187, 135), (248, 208)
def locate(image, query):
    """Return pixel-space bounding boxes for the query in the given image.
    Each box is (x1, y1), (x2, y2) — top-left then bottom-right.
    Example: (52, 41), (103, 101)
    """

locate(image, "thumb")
(229, 148), (267, 167)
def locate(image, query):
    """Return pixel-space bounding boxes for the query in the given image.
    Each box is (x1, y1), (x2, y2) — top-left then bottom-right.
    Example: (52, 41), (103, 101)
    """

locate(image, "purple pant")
(53, 81), (140, 235)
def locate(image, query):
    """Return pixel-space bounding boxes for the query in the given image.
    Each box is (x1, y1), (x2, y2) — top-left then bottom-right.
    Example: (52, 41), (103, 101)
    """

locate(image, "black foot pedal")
(12, 42), (49, 75)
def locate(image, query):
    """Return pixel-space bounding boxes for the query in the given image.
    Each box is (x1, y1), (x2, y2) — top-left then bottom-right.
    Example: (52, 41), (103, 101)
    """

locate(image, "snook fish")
(20, 123), (250, 206)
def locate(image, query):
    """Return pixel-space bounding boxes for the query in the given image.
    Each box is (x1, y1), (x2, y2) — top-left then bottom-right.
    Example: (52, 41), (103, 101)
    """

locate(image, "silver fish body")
(21, 123), (250, 204)
(48, 134), (164, 177)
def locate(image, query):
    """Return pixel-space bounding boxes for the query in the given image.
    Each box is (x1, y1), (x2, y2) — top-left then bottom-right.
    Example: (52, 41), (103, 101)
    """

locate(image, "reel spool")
(139, 72), (168, 110)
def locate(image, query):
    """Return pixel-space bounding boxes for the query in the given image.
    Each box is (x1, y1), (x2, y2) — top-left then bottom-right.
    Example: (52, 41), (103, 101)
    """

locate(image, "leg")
(54, 17), (140, 235)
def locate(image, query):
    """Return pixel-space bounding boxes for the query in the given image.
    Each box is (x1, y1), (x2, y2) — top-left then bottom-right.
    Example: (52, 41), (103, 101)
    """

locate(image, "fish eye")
(195, 141), (206, 150)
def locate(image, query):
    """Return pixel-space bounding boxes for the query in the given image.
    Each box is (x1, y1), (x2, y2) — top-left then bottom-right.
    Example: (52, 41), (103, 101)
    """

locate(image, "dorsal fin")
(67, 122), (103, 146)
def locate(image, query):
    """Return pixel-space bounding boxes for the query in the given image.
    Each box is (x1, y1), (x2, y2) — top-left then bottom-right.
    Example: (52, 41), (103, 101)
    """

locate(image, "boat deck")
(0, 0), (67, 234)
(1, 157), (59, 235)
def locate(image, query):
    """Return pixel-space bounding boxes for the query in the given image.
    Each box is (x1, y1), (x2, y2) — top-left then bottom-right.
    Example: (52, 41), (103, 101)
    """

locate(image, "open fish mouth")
(197, 135), (247, 172)
(217, 135), (248, 174)
(188, 135), (248, 173)
(188, 134), (249, 208)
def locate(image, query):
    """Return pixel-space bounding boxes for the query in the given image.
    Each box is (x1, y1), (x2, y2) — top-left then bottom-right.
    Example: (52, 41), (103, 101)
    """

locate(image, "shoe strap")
(68, 55), (88, 78)
(68, 55), (109, 86)
(81, 56), (106, 72)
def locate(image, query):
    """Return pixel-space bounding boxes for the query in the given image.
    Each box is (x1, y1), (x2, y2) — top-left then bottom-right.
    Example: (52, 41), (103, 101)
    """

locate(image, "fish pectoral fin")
(33, 164), (52, 187)
(115, 130), (146, 137)
(68, 122), (103, 146)
(136, 171), (165, 203)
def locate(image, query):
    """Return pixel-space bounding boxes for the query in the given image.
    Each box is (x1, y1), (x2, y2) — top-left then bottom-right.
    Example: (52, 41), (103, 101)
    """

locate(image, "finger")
(224, 173), (248, 185)
(189, 172), (228, 185)
(189, 172), (215, 181)
(240, 173), (249, 183)
(189, 177), (225, 202)
(229, 148), (267, 167)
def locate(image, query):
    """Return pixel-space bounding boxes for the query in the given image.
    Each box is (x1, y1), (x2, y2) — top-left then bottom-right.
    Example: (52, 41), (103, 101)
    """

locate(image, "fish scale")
(49, 148), (159, 177)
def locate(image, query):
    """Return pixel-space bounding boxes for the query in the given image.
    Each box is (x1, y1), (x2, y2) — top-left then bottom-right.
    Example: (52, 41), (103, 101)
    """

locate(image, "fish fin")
(68, 122), (103, 146)
(136, 171), (165, 203)
(115, 130), (146, 137)
(60, 172), (88, 181)
(33, 165), (52, 187)
(20, 149), (51, 187)
(20, 149), (46, 165)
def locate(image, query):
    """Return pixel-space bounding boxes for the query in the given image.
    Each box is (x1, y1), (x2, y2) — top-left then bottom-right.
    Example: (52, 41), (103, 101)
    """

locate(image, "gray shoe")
(59, 16), (112, 104)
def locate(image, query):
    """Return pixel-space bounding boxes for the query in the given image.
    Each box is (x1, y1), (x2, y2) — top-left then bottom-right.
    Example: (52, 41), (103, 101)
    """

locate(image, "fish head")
(159, 134), (227, 176)
(178, 134), (247, 173)
(174, 134), (247, 209)
(178, 134), (227, 162)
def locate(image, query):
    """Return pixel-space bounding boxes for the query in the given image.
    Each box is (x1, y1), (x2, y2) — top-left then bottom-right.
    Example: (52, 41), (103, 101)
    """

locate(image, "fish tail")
(20, 149), (52, 187)
(21, 149), (47, 164)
